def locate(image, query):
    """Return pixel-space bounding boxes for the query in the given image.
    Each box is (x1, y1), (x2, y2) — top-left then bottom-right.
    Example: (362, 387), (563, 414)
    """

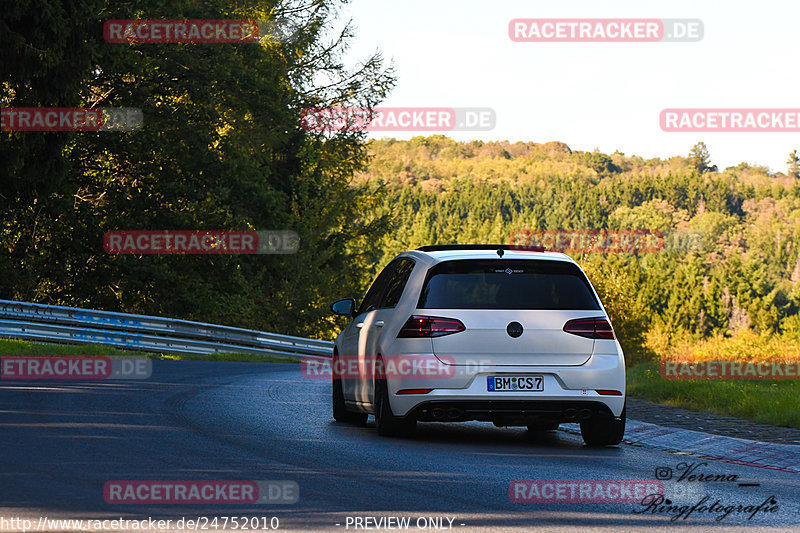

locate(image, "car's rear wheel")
(374, 376), (416, 437)
(332, 355), (367, 425)
(580, 402), (625, 446)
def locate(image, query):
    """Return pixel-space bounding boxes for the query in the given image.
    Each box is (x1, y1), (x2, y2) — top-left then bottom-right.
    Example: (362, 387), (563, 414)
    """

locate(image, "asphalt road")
(0, 361), (798, 532)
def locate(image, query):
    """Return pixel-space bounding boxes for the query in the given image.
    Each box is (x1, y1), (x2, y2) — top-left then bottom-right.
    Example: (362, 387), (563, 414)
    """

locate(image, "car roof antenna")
(497, 248), (504, 258)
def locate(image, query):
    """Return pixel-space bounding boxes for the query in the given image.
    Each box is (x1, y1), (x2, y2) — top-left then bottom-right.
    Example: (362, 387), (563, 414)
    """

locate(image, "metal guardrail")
(0, 299), (333, 358)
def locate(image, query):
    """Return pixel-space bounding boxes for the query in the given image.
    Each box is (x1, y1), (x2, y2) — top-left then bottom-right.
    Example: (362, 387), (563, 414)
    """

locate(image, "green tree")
(1, 0), (395, 338)
(787, 149), (800, 179)
(584, 150), (620, 176)
(689, 141), (716, 173)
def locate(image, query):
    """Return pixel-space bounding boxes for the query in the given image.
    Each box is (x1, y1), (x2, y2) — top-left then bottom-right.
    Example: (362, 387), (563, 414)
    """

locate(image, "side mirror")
(331, 298), (356, 317)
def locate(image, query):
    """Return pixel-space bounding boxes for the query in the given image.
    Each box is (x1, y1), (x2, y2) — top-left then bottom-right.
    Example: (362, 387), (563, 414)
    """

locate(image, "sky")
(335, 0), (800, 173)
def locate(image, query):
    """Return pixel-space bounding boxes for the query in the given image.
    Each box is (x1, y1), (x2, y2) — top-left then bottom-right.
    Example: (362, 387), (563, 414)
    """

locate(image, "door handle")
(356, 323), (364, 329)
(375, 321), (385, 327)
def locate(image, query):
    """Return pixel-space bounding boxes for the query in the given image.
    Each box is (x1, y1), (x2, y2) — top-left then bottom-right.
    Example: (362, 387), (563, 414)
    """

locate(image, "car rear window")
(418, 259), (601, 310)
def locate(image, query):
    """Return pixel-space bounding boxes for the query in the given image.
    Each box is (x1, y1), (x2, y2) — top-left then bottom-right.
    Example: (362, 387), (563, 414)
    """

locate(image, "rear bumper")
(407, 399), (618, 426)
(387, 351), (625, 418)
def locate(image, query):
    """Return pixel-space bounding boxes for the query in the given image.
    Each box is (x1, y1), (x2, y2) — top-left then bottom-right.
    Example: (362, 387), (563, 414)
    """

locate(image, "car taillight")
(397, 315), (466, 338)
(563, 317), (615, 339)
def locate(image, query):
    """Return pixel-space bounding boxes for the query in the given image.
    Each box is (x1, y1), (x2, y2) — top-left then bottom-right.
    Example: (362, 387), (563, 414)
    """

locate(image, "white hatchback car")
(330, 244), (626, 446)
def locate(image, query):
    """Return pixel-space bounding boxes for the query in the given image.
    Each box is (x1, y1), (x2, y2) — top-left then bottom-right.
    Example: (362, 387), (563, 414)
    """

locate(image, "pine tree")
(787, 150), (800, 179)
(689, 142), (717, 173)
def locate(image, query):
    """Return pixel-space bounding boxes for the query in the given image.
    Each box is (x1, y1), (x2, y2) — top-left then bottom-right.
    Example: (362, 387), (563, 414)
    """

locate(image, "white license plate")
(487, 375), (544, 392)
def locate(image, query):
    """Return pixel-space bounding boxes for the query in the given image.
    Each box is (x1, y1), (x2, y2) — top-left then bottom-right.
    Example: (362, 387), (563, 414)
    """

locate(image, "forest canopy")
(357, 137), (800, 359)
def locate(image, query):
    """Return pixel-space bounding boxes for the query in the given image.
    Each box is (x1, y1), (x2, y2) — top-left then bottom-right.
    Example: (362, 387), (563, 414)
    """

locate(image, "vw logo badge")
(507, 321), (523, 338)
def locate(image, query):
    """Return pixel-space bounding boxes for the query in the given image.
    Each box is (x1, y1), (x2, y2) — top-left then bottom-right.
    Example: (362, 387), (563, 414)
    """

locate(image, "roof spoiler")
(416, 244), (547, 253)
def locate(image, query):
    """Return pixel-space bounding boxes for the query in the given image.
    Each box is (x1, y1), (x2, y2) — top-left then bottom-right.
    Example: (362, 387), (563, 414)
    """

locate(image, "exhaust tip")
(578, 408), (593, 420)
(446, 407), (463, 420)
(431, 407), (446, 420)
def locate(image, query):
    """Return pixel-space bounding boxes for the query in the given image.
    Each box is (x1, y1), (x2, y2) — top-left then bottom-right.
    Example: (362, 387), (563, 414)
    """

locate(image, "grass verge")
(627, 362), (800, 430)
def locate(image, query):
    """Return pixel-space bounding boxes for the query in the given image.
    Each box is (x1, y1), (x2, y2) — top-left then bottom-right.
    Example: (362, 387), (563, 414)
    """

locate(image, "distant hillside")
(356, 136), (794, 192)
(354, 136), (800, 361)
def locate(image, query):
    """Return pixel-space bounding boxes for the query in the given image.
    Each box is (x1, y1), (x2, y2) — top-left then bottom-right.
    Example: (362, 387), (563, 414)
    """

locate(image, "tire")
(580, 403), (626, 446)
(526, 421), (560, 432)
(374, 376), (416, 437)
(332, 356), (367, 425)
